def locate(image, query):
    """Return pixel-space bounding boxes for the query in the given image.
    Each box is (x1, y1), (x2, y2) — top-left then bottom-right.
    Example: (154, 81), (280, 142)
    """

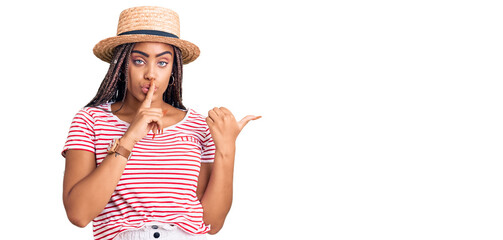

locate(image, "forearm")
(64, 153), (128, 227)
(200, 145), (235, 234)
(202, 106), (260, 233)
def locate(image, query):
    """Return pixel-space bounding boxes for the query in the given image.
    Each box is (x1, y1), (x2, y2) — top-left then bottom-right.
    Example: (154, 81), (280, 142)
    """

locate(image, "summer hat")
(93, 6), (200, 64)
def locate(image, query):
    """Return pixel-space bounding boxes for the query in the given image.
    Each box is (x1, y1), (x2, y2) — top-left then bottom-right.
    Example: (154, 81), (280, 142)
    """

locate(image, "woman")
(62, 6), (259, 240)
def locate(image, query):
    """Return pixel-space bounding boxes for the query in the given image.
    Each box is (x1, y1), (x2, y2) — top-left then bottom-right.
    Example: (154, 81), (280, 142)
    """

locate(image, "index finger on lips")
(141, 82), (155, 108)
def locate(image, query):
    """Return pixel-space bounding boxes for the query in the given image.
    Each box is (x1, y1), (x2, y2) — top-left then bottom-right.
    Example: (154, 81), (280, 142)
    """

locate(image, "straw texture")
(93, 6), (199, 64)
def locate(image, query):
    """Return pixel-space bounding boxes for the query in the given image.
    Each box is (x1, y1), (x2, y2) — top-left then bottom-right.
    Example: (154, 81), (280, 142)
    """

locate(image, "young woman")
(62, 6), (259, 240)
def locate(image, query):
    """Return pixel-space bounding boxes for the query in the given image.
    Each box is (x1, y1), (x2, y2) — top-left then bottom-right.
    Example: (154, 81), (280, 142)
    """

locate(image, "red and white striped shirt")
(62, 103), (215, 240)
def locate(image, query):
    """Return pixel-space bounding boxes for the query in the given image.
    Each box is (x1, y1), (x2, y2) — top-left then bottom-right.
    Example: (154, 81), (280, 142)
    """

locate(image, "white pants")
(114, 223), (207, 240)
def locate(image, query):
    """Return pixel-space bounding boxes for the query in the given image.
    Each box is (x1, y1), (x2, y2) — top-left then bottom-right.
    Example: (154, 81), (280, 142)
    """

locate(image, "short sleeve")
(61, 109), (96, 157)
(201, 126), (215, 163)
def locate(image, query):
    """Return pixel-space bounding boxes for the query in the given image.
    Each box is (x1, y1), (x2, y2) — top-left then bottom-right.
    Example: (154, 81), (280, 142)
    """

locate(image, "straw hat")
(93, 6), (200, 64)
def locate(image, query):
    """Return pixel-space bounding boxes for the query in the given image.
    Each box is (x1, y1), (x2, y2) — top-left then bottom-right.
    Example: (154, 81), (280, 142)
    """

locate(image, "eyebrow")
(155, 51), (172, 57)
(131, 50), (149, 57)
(131, 50), (172, 58)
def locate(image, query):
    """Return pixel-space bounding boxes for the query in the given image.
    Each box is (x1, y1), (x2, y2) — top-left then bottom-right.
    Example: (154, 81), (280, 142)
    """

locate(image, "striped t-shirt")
(62, 103), (215, 240)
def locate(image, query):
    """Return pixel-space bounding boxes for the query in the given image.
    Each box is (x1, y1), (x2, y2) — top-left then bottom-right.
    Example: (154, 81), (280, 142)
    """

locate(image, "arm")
(199, 107), (260, 234)
(63, 83), (162, 227)
(62, 148), (130, 227)
(200, 146), (235, 234)
(196, 163), (212, 201)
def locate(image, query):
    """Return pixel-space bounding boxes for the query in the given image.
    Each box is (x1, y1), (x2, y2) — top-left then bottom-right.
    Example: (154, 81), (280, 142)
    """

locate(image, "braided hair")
(86, 43), (185, 110)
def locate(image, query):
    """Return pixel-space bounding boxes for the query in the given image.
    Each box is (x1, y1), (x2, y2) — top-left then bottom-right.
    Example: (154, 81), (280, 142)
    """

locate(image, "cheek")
(127, 68), (144, 85)
(160, 67), (174, 82)
(128, 67), (141, 79)
(125, 73), (142, 96)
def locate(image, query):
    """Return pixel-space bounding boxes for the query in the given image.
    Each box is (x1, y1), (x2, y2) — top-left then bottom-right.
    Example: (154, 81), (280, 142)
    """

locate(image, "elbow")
(65, 206), (92, 228)
(63, 197), (92, 228)
(73, 220), (90, 228)
(207, 220), (225, 235)
(68, 214), (91, 228)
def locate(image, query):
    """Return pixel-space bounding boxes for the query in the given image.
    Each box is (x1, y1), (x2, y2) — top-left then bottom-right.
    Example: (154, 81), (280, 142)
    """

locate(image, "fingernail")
(152, 133), (156, 140)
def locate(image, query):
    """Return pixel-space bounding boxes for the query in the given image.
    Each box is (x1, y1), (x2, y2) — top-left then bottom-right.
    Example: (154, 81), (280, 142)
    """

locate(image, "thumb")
(238, 115), (262, 131)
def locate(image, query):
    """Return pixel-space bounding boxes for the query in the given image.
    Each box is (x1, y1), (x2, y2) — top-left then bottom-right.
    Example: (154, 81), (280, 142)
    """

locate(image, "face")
(127, 42), (174, 104)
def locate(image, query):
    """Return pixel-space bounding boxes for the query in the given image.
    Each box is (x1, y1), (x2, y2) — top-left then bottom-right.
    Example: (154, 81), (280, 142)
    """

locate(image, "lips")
(141, 84), (158, 94)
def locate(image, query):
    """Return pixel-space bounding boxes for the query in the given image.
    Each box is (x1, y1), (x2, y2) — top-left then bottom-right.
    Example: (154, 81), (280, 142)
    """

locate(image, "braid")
(86, 43), (135, 108)
(86, 43), (185, 110)
(163, 46), (186, 110)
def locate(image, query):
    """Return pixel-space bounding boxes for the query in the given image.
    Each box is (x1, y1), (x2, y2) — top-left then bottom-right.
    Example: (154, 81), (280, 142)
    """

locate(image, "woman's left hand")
(206, 107), (261, 150)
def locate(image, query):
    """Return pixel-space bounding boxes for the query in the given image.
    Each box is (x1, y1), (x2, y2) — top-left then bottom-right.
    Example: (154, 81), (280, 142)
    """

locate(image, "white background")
(0, 0), (502, 239)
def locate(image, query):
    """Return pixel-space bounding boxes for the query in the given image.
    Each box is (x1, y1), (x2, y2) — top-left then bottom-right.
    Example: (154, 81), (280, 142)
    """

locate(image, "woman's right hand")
(122, 82), (163, 147)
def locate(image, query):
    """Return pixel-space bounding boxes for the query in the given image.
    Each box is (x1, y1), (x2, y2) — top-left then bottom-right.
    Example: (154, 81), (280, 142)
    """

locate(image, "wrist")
(120, 134), (137, 151)
(215, 143), (236, 157)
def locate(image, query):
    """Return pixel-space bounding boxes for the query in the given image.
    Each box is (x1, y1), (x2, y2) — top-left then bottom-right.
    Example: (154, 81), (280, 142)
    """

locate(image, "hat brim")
(93, 35), (200, 64)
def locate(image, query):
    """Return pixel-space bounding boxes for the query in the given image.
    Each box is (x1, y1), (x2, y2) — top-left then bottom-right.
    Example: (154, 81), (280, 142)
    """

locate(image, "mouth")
(141, 84), (158, 94)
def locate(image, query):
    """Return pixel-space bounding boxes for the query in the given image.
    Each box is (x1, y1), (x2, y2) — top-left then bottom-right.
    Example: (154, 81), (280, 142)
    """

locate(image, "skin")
(62, 42), (260, 234)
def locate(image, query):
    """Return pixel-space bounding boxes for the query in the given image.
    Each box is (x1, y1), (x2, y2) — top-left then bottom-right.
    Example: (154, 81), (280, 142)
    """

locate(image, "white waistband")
(114, 223), (207, 240)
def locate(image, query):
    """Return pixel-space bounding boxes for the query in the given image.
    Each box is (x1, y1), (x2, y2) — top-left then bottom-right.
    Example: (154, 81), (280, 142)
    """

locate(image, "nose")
(144, 63), (156, 81)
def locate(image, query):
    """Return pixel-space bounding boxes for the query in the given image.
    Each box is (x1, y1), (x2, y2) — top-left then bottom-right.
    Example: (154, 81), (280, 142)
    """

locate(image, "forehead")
(132, 42), (174, 53)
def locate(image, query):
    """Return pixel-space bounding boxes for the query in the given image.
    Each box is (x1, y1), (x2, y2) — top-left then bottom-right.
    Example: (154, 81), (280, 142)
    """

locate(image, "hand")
(206, 107), (261, 150)
(122, 82), (163, 146)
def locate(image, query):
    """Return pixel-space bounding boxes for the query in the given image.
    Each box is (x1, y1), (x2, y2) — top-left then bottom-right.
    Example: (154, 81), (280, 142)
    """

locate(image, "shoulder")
(185, 108), (208, 126)
(74, 103), (112, 123)
(178, 108), (210, 138)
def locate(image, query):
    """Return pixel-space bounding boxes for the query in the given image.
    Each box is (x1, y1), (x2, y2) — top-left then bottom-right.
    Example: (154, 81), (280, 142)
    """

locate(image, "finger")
(145, 115), (162, 129)
(208, 109), (219, 121)
(205, 116), (214, 128)
(219, 107), (236, 121)
(140, 108), (163, 118)
(151, 124), (158, 139)
(156, 119), (163, 134)
(219, 107), (231, 114)
(219, 107), (235, 119)
(141, 81), (155, 109)
(238, 115), (262, 131)
(148, 121), (163, 139)
(147, 108), (163, 120)
(149, 122), (157, 131)
(212, 107), (223, 117)
(149, 119), (163, 133)
(146, 122), (155, 135)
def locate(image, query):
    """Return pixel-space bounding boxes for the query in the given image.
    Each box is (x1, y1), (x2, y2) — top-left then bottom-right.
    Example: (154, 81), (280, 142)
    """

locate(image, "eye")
(158, 61), (168, 67)
(133, 59), (145, 65)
